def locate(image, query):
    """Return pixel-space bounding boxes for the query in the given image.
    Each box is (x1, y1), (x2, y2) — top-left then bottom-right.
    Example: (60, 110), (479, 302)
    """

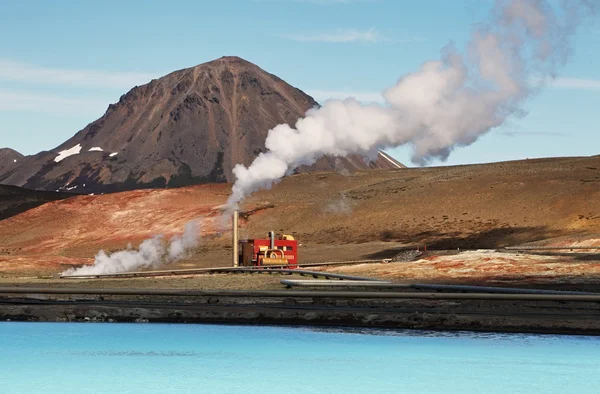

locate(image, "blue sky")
(0, 0), (598, 166)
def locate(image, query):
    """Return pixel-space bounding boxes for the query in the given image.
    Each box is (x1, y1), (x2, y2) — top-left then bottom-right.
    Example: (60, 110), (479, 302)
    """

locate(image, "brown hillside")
(0, 155), (598, 276)
(0, 148), (23, 177)
(0, 185), (73, 221)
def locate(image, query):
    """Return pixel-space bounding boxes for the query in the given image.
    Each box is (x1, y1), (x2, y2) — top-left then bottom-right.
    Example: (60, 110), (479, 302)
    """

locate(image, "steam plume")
(227, 0), (597, 210)
(62, 220), (201, 276)
(324, 193), (353, 214)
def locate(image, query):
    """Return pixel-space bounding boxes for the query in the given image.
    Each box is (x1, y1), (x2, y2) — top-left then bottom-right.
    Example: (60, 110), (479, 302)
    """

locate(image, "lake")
(1, 322), (599, 393)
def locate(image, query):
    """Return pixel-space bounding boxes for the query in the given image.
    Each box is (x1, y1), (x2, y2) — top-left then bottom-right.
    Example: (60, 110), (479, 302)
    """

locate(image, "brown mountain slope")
(0, 184), (73, 221)
(0, 148), (24, 177)
(0, 56), (402, 194)
(0, 155), (598, 276)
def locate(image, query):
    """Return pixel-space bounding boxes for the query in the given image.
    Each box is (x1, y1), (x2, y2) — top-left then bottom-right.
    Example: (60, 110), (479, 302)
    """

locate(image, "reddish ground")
(0, 184), (228, 274)
(0, 155), (599, 281)
(319, 249), (600, 288)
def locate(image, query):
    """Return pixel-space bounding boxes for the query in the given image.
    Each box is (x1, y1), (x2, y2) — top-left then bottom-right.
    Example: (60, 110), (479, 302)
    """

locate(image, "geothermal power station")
(0, 0), (599, 335)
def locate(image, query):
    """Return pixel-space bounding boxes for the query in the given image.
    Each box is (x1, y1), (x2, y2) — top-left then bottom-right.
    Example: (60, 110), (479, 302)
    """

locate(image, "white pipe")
(232, 210), (239, 267)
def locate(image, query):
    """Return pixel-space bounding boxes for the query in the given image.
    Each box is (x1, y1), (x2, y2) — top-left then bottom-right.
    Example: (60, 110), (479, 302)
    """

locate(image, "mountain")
(0, 148), (24, 178)
(0, 56), (403, 194)
(0, 184), (73, 221)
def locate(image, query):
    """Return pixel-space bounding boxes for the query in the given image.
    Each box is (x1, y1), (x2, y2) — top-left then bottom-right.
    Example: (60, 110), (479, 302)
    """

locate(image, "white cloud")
(497, 131), (570, 137)
(294, 0), (371, 3)
(282, 28), (385, 43)
(0, 60), (157, 90)
(307, 89), (384, 103)
(0, 90), (111, 116)
(256, 0), (373, 4)
(550, 77), (600, 91)
(309, 77), (600, 105)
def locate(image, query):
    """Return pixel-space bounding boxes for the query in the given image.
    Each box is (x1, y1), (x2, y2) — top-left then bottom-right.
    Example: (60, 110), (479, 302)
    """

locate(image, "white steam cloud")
(324, 193), (353, 214)
(226, 0), (598, 210)
(62, 220), (201, 276)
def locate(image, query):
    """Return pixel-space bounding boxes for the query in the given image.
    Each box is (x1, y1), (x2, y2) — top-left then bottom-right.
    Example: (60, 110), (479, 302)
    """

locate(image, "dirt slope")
(242, 156), (600, 248)
(0, 155), (598, 276)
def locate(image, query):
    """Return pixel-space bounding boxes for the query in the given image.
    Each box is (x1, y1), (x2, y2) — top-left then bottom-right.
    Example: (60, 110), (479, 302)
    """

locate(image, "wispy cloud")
(0, 60), (157, 90)
(309, 76), (600, 105)
(0, 90), (112, 116)
(256, 0), (373, 4)
(282, 28), (386, 43)
(550, 77), (600, 91)
(497, 131), (570, 137)
(307, 89), (384, 103)
(293, 0), (372, 3)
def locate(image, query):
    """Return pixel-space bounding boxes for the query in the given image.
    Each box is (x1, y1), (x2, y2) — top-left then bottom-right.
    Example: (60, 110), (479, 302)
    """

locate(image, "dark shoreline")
(2, 292), (600, 336)
(3, 319), (599, 340)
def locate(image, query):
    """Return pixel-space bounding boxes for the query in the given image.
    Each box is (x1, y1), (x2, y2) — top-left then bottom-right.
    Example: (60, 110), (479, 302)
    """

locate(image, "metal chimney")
(268, 231), (275, 250)
(232, 210), (239, 267)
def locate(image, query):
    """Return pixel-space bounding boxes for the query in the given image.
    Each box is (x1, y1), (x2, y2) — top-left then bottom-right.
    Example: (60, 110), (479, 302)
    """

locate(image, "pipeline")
(505, 246), (600, 251)
(59, 260), (391, 279)
(203, 268), (379, 281)
(61, 267), (381, 281)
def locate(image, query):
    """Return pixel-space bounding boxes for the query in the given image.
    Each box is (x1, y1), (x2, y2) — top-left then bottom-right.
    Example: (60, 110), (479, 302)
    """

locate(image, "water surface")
(1, 322), (599, 393)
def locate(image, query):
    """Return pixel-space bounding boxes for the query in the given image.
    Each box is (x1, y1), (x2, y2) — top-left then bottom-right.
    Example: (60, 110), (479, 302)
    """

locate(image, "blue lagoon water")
(1, 322), (599, 393)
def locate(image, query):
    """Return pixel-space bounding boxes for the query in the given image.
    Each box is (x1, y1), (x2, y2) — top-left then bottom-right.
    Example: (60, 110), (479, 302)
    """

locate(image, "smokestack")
(232, 210), (239, 267)
(268, 231), (275, 250)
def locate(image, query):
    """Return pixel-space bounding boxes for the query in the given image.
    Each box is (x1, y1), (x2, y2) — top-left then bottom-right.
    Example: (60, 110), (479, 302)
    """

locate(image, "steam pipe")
(62, 268), (381, 281)
(232, 210), (239, 267)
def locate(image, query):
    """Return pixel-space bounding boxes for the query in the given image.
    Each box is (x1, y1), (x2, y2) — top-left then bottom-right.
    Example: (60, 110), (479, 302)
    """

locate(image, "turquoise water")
(1, 323), (600, 393)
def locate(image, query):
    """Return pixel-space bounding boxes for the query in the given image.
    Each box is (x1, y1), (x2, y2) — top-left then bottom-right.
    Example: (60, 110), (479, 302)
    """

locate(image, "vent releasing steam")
(226, 0), (598, 211)
(62, 220), (201, 276)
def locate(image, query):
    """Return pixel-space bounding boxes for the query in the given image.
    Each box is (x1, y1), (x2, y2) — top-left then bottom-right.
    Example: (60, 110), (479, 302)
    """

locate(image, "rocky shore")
(2, 292), (600, 336)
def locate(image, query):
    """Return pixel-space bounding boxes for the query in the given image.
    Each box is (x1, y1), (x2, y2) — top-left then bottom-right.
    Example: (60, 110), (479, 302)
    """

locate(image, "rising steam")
(62, 220), (201, 276)
(324, 193), (353, 215)
(227, 0), (598, 210)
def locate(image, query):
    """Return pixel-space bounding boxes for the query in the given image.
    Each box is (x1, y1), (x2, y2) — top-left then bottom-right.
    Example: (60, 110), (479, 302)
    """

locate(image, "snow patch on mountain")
(55, 144), (82, 163)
